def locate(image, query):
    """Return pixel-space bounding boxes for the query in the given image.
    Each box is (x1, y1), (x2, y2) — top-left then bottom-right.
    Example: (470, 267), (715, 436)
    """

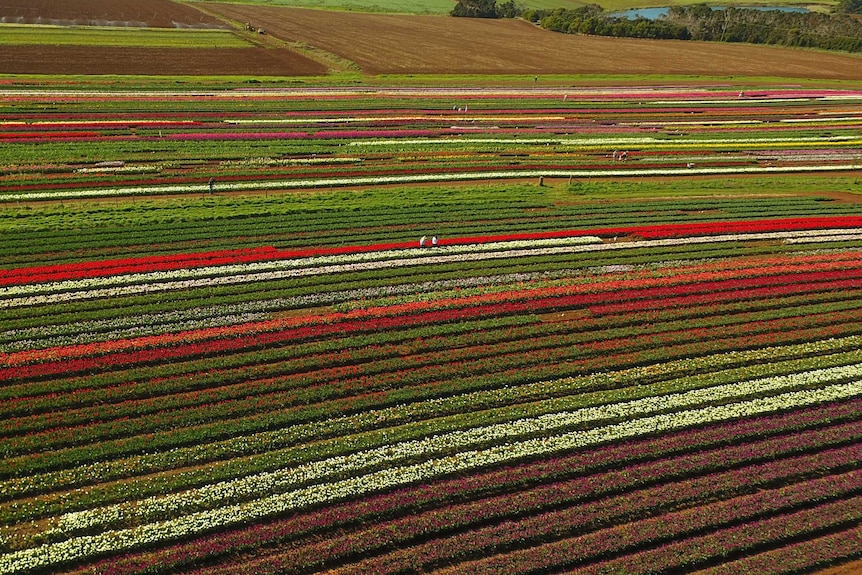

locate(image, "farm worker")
(420, 236), (427, 247)
(209, 177), (215, 194)
(431, 235), (438, 246)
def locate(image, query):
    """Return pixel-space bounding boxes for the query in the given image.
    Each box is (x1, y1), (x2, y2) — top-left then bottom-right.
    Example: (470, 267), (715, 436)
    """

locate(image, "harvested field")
(0, 45), (328, 76)
(202, 3), (862, 79)
(0, 0), (222, 28)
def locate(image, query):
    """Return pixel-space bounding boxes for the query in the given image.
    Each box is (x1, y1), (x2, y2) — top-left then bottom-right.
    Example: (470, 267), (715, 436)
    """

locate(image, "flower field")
(0, 84), (861, 574)
(2, 85), (861, 202)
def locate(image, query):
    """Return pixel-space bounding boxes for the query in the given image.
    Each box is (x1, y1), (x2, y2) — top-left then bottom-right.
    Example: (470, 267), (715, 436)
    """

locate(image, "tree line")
(451, 0), (862, 52)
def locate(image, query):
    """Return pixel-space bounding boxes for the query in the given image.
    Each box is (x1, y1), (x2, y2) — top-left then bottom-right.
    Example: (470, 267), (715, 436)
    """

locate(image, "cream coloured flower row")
(48, 363), (862, 537)
(2, 164), (861, 202)
(2, 229), (858, 308)
(2, 378), (858, 574)
(5, 334), (859, 502)
(0, 236), (602, 298)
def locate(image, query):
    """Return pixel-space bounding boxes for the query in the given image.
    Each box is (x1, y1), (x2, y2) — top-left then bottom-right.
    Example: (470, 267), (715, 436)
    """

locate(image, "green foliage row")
(2, 186), (860, 266)
(0, 25), (251, 49)
(4, 240), (852, 334)
(4, 320), (860, 521)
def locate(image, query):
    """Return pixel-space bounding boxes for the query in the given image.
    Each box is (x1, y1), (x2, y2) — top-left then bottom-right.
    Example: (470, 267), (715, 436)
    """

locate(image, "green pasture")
(0, 24), (251, 48)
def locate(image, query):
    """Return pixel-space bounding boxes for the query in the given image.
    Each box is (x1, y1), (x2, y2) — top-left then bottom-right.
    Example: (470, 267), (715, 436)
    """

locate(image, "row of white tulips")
(7, 243), (855, 350)
(47, 362), (862, 536)
(2, 376), (858, 573)
(0, 236), (603, 297)
(3, 229), (860, 309)
(5, 334), (859, 501)
(786, 232), (862, 243)
(0, 270), (575, 351)
(2, 164), (861, 202)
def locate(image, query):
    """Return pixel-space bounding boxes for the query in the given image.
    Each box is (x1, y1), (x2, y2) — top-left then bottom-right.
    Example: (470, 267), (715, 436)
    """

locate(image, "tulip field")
(1, 83), (862, 574)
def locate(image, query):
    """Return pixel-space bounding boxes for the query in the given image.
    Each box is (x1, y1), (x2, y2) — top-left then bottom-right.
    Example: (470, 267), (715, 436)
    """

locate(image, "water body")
(612, 5), (809, 19)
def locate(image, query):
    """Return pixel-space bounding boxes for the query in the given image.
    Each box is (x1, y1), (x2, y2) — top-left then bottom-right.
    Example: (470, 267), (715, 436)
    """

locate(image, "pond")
(611, 5), (810, 19)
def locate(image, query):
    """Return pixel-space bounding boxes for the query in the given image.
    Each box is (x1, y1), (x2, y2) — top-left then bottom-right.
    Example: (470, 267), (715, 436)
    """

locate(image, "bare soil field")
(1, 0), (860, 78)
(816, 558), (862, 575)
(202, 3), (862, 79)
(0, 44), (327, 76)
(0, 0), (327, 76)
(0, 0), (222, 28)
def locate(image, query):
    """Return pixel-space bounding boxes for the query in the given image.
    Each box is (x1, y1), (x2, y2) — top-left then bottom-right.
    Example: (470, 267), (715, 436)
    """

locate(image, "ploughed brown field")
(0, 0), (328, 76)
(0, 0), (861, 78)
(0, 45), (328, 76)
(202, 3), (862, 79)
(0, 0), (222, 28)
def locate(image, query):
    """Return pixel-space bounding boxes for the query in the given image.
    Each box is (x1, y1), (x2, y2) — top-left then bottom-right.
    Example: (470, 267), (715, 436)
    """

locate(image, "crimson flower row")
(3, 262), (860, 376)
(2, 215), (860, 286)
(3, 307), (859, 464)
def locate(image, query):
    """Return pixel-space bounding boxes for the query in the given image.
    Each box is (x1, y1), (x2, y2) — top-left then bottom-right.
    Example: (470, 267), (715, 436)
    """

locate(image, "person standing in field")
(209, 177), (215, 194)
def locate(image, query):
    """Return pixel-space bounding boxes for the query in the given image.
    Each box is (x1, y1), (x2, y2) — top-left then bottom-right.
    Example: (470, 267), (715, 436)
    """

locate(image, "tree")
(496, 0), (524, 18)
(836, 0), (862, 12)
(451, 0), (499, 18)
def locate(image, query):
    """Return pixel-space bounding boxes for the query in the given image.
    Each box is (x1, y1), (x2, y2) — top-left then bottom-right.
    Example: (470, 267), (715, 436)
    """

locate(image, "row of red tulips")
(3, 216), (861, 286)
(5, 301), (858, 460)
(3, 263), (859, 381)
